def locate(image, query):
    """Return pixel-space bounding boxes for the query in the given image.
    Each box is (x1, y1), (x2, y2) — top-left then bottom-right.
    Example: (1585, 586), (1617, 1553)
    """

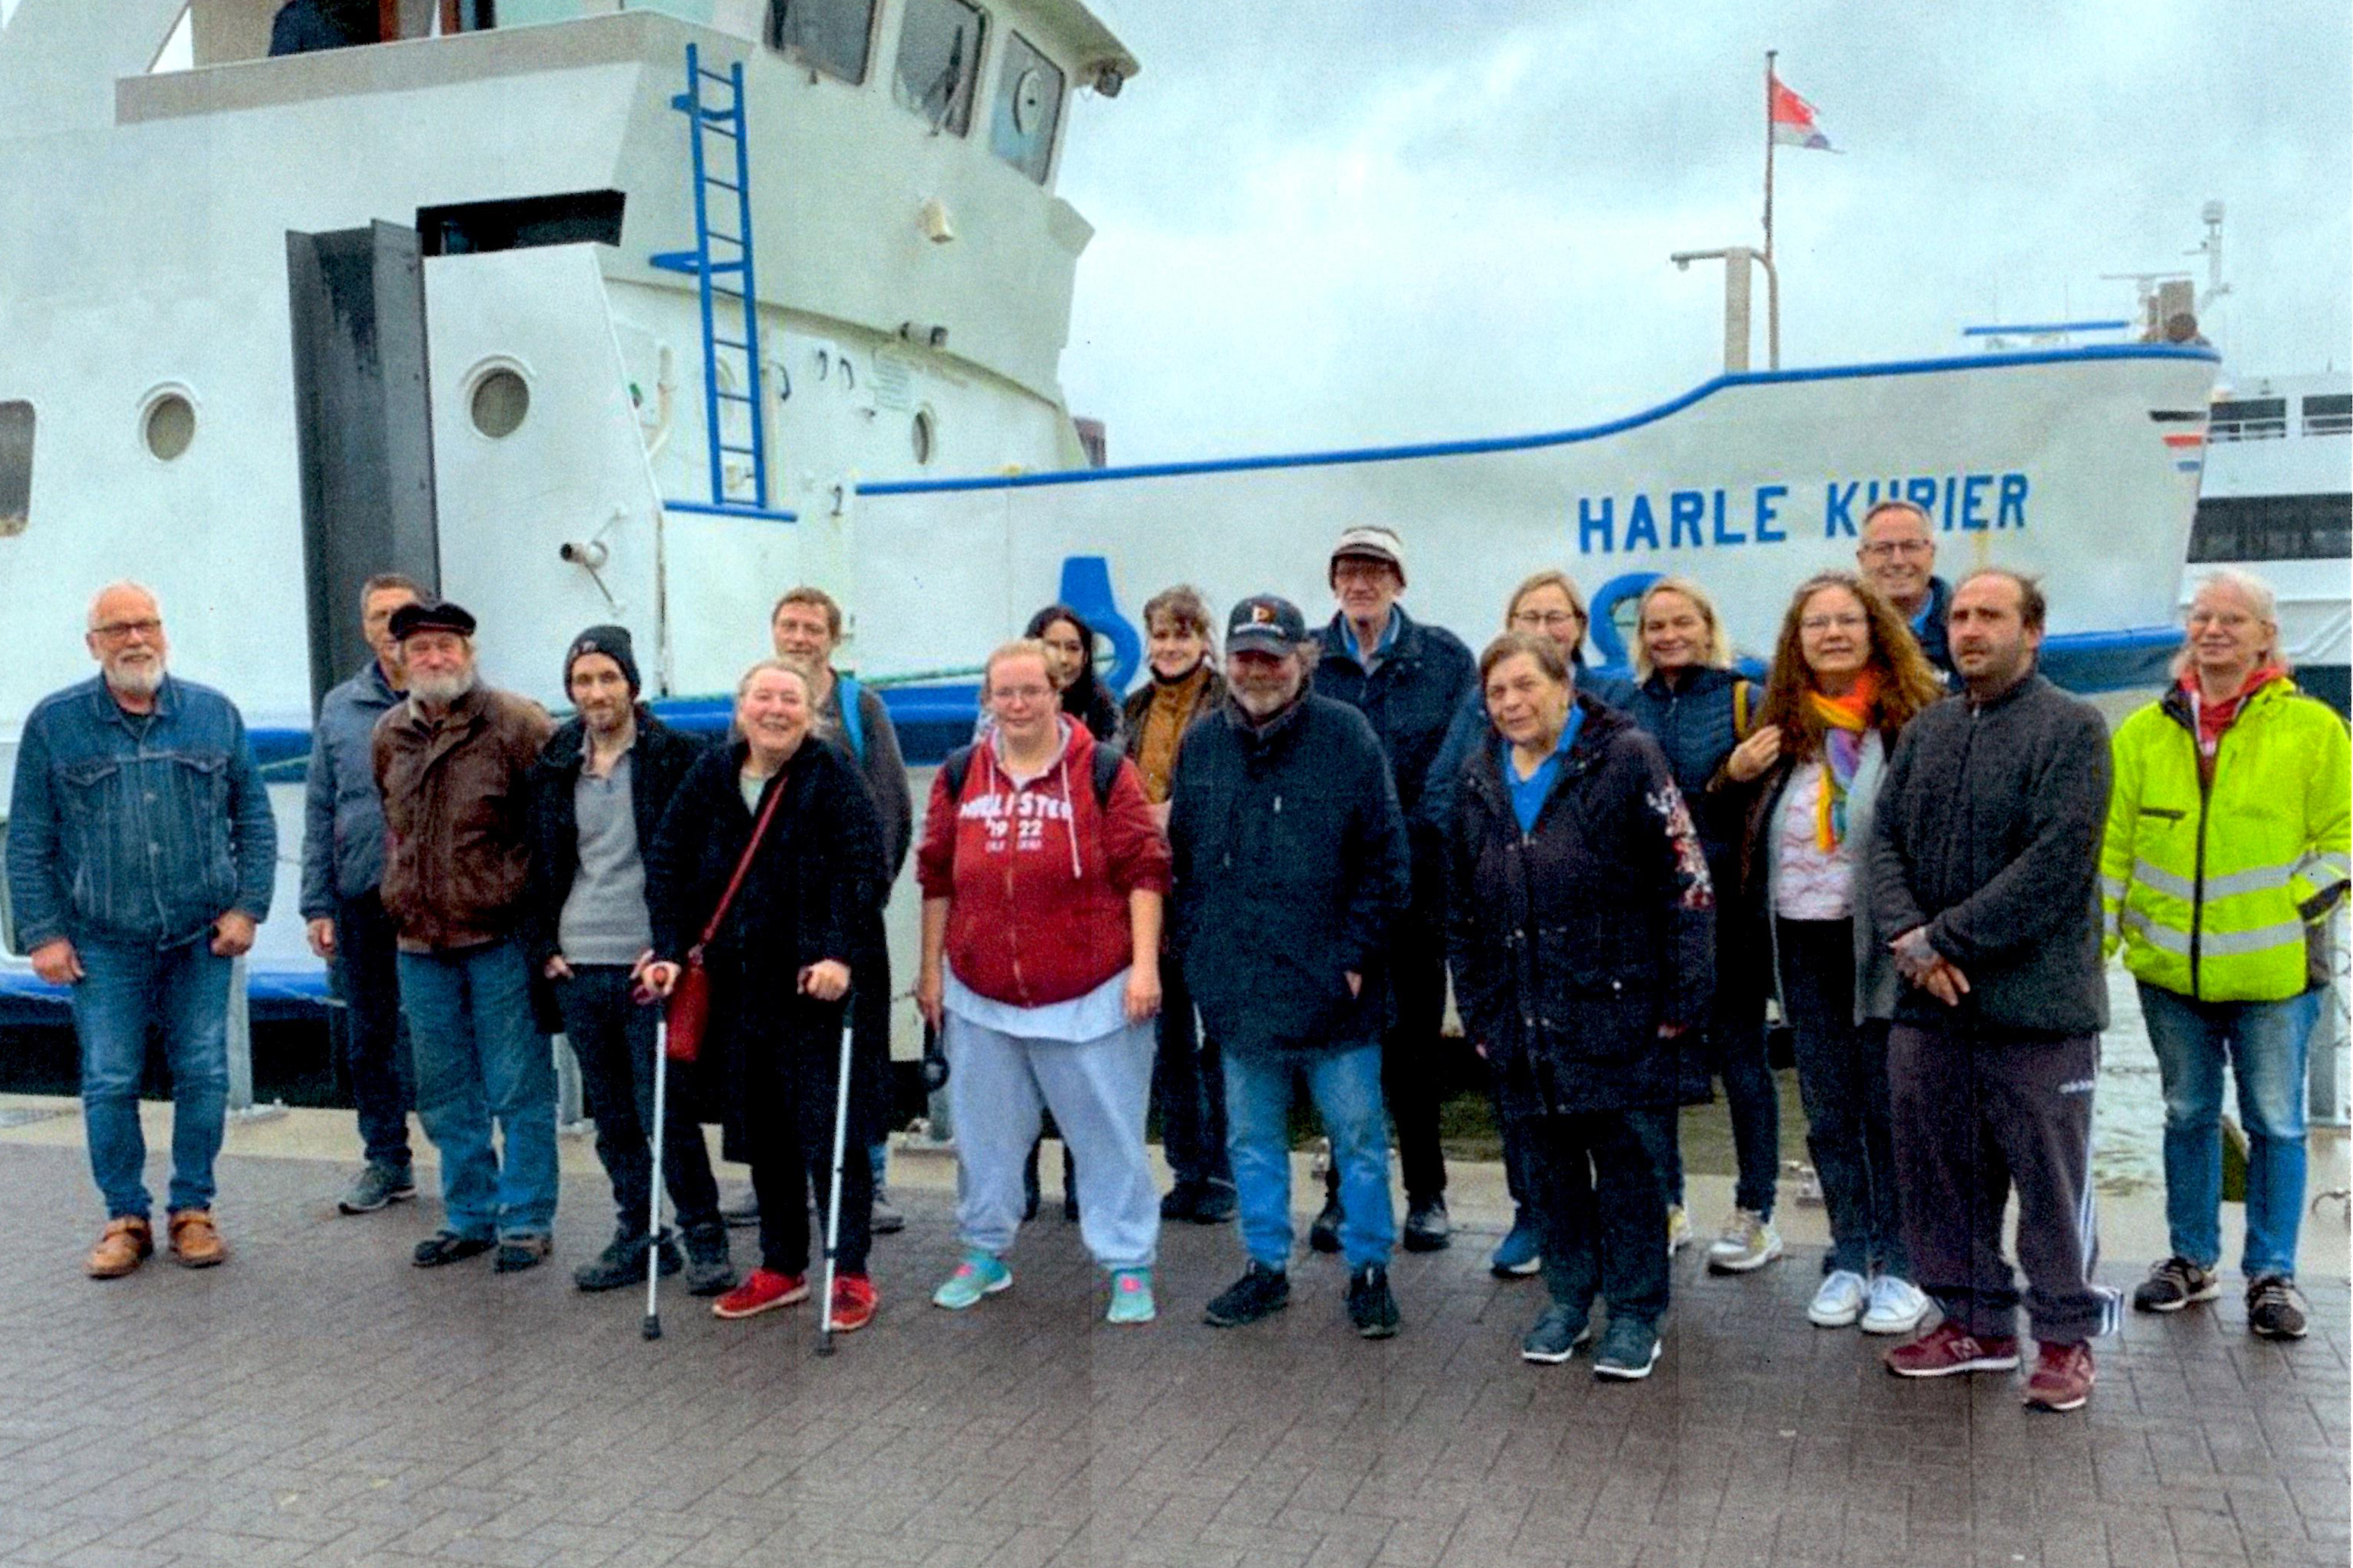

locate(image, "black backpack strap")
(940, 743), (975, 801)
(1090, 742), (1123, 806)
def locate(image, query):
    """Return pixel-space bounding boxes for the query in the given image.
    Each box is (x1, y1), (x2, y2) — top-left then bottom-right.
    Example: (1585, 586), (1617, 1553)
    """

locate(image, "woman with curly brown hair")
(1726, 572), (1945, 1336)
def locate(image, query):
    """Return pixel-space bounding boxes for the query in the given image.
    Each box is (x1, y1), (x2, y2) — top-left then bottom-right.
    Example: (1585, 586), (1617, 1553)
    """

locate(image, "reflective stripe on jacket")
(2101, 677), (2352, 1002)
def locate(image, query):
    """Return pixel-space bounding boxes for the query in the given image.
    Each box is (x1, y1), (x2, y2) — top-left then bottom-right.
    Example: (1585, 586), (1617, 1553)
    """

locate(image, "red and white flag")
(1770, 74), (1836, 151)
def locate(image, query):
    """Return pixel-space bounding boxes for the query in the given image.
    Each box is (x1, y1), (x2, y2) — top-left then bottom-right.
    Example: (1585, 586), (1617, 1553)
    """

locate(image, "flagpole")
(1762, 49), (1776, 267)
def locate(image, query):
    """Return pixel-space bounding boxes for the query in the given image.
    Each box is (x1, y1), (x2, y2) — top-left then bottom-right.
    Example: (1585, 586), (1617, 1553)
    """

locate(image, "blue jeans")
(1524, 1107), (1671, 1328)
(398, 938), (559, 1240)
(2140, 982), (2320, 1279)
(1224, 1044), (1395, 1270)
(71, 938), (232, 1219)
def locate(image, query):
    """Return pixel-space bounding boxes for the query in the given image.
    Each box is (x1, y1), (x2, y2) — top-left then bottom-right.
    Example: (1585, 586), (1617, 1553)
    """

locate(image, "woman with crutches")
(640, 658), (887, 1335)
(916, 640), (1171, 1324)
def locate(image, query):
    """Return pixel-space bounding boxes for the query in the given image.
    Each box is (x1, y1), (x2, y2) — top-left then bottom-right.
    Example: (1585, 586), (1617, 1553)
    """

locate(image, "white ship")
(0, 0), (2220, 1009)
(2180, 372), (2351, 714)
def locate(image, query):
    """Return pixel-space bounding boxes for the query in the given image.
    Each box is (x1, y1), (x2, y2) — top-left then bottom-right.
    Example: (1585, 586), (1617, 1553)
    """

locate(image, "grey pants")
(1888, 1021), (2121, 1345)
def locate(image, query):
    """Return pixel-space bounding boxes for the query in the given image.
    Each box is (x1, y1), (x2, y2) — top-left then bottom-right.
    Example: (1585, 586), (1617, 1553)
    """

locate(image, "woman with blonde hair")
(1727, 572), (1945, 1335)
(1613, 577), (1781, 1272)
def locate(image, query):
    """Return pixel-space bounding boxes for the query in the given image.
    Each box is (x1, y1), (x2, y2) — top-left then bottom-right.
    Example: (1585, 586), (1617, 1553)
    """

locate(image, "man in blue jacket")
(1170, 595), (1413, 1338)
(7, 583), (276, 1278)
(300, 572), (421, 1217)
(1311, 526), (1476, 1251)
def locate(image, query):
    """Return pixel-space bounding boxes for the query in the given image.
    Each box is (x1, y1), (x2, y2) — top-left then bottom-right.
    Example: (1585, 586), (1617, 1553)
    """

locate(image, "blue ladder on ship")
(650, 42), (777, 516)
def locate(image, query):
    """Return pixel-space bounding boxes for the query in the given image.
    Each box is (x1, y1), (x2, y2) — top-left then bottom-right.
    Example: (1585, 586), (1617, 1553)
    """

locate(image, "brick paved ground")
(0, 1141), (2343, 1568)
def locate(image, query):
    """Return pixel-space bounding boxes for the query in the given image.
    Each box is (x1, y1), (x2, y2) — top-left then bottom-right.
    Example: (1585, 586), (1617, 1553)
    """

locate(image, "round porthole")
(142, 390), (195, 461)
(1012, 68), (1047, 133)
(911, 407), (936, 464)
(469, 366), (530, 439)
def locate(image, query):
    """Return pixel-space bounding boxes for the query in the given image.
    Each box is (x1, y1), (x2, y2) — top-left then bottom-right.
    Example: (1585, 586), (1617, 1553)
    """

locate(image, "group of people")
(7, 495), (2343, 1414)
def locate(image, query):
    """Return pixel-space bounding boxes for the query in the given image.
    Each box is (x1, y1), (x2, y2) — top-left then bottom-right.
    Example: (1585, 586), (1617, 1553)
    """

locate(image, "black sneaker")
(682, 1224), (737, 1296)
(494, 1235), (553, 1274)
(1159, 1180), (1208, 1221)
(1203, 1262), (1291, 1328)
(2247, 1275), (2309, 1341)
(1307, 1192), (1343, 1254)
(412, 1230), (495, 1268)
(1190, 1180), (1237, 1224)
(572, 1228), (681, 1292)
(338, 1162), (416, 1215)
(2133, 1256), (2221, 1313)
(1592, 1317), (1663, 1381)
(1346, 1264), (1400, 1339)
(719, 1187), (760, 1229)
(1402, 1197), (1451, 1253)
(1521, 1304), (1593, 1364)
(870, 1187), (905, 1236)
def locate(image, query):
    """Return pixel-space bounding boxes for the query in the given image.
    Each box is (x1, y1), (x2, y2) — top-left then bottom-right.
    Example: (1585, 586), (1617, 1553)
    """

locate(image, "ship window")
(2304, 394), (2351, 436)
(2187, 493), (2353, 564)
(766, 0), (873, 84)
(143, 391), (196, 461)
(893, 0), (984, 135)
(2209, 398), (2288, 442)
(912, 407), (936, 464)
(989, 31), (1062, 183)
(0, 401), (30, 537)
(471, 367), (531, 439)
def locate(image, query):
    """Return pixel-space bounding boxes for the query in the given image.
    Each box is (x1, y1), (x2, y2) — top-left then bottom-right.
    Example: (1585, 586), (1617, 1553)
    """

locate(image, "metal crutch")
(642, 1012), (672, 1341)
(817, 1022), (858, 1356)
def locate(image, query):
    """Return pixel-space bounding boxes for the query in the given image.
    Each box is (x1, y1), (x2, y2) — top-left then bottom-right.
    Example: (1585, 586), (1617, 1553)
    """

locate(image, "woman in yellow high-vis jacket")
(2102, 569), (2351, 1342)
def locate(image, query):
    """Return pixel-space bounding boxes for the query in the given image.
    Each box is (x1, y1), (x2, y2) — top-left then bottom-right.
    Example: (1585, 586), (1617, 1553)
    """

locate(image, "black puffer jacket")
(1446, 697), (1717, 1120)
(524, 708), (707, 970)
(1169, 692), (1410, 1057)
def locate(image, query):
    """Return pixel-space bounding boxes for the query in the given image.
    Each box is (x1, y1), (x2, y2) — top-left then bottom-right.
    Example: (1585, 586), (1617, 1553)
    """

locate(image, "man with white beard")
(6, 582), (276, 1277)
(371, 600), (560, 1273)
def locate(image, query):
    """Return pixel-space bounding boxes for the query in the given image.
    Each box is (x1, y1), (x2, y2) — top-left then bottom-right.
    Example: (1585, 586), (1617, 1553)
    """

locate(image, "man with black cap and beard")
(373, 600), (560, 1273)
(527, 627), (734, 1296)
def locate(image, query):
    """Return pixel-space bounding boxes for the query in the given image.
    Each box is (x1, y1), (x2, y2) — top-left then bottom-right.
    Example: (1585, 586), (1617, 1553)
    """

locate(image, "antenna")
(2190, 199), (2231, 315)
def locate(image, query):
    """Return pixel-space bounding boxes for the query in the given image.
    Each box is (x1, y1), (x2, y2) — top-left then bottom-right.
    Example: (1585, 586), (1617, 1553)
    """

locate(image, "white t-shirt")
(1773, 765), (1853, 920)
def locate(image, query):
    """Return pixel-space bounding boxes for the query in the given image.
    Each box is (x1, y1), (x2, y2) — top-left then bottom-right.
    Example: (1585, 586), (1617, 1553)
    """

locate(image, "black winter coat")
(1168, 694), (1410, 1057)
(1314, 607), (1476, 910)
(524, 708), (707, 970)
(1610, 667), (1753, 865)
(645, 738), (886, 1145)
(1447, 698), (1717, 1120)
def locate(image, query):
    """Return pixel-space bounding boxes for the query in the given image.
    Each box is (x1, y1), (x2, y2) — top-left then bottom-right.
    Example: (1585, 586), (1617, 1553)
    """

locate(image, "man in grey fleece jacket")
(1868, 569), (2118, 1414)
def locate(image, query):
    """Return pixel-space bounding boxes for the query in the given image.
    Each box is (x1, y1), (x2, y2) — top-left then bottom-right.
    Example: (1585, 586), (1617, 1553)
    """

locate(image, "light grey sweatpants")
(944, 1012), (1160, 1272)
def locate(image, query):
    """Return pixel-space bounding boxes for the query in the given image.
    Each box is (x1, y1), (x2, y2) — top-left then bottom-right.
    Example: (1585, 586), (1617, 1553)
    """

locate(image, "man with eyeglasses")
(7, 582), (276, 1278)
(1857, 500), (1955, 681)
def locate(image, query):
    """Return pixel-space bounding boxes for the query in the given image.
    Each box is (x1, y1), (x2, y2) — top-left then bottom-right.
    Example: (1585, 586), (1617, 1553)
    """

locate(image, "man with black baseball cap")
(1312, 525), (1477, 1253)
(373, 600), (561, 1273)
(527, 626), (733, 1296)
(1169, 595), (1413, 1338)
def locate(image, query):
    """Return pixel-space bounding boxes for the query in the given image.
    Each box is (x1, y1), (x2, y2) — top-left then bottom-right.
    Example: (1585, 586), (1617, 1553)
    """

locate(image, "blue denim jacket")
(6, 675), (277, 950)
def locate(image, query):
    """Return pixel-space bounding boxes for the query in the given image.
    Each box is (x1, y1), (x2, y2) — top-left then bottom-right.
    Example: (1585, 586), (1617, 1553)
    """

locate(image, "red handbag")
(664, 769), (787, 1063)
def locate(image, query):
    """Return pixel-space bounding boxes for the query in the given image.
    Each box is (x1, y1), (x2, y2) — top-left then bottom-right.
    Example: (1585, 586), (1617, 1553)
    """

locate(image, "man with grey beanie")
(527, 626), (731, 1294)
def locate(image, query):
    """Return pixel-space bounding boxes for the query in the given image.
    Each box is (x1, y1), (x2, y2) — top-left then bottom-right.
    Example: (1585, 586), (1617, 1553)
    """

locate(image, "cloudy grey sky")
(1054, 0), (2353, 463)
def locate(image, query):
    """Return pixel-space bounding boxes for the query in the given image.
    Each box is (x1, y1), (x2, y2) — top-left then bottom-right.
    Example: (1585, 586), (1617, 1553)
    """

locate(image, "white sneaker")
(1806, 1269), (1869, 1328)
(1860, 1273), (1930, 1335)
(1704, 1209), (1784, 1275)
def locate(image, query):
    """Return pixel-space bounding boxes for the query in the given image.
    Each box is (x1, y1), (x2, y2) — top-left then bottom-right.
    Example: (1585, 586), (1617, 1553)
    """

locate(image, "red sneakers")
(712, 1268), (810, 1319)
(1884, 1320), (2022, 1378)
(2022, 1340), (2095, 1412)
(827, 1273), (878, 1334)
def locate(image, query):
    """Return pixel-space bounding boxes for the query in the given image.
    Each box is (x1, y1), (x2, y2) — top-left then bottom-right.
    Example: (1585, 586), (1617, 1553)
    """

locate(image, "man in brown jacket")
(372, 600), (562, 1272)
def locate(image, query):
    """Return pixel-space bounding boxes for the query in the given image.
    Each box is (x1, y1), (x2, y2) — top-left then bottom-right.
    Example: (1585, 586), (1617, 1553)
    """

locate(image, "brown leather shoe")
(86, 1215), (154, 1278)
(166, 1208), (227, 1269)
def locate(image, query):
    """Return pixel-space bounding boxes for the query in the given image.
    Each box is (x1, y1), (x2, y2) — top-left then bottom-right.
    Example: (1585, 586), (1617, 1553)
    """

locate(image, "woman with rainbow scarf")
(1727, 572), (1946, 1335)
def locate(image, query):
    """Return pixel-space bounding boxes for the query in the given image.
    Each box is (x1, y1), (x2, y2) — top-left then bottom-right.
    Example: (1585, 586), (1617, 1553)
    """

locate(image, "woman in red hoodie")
(916, 641), (1172, 1323)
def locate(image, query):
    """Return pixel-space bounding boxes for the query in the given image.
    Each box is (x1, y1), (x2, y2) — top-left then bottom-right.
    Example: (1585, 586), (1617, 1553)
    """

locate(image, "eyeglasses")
(1800, 613), (1868, 632)
(1858, 540), (1933, 560)
(91, 619), (163, 641)
(1510, 610), (1584, 630)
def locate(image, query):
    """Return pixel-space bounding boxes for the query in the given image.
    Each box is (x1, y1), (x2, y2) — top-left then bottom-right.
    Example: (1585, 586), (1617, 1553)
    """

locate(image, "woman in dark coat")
(1447, 632), (1714, 1380)
(642, 659), (886, 1332)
